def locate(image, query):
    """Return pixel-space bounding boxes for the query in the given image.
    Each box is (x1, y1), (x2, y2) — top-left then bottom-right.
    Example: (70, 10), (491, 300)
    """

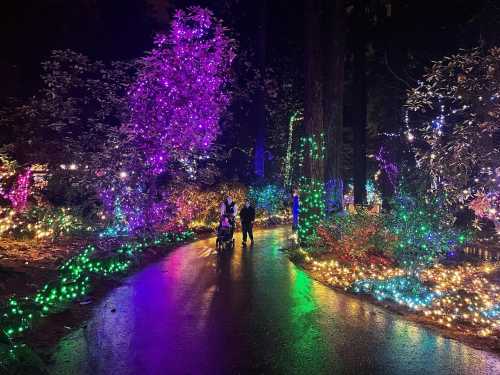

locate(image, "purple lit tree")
(126, 6), (235, 175)
(103, 7), (236, 233)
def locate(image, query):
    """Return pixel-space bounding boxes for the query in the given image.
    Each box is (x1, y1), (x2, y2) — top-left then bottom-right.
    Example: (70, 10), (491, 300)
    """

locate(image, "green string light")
(0, 230), (194, 340)
(298, 177), (326, 245)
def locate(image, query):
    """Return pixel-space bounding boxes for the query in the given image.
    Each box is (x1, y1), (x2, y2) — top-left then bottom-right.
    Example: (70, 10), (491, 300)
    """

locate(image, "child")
(218, 216), (232, 241)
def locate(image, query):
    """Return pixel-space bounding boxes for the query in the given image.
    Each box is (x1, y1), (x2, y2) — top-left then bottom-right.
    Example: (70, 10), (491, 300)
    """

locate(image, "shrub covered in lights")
(0, 206), (90, 240)
(318, 209), (394, 264)
(0, 162), (92, 240)
(168, 183), (291, 232)
(385, 189), (468, 268)
(169, 183), (247, 230)
(247, 184), (287, 216)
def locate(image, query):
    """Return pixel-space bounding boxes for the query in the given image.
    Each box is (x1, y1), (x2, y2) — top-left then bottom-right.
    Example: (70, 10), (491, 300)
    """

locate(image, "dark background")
(1, 0), (498, 181)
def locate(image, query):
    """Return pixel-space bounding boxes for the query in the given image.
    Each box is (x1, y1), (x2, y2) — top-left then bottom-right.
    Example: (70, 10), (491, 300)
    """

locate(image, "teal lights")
(352, 276), (440, 310)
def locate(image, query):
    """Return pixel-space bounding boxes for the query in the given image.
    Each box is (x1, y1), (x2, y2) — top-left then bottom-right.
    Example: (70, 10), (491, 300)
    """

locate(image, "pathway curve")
(50, 227), (500, 375)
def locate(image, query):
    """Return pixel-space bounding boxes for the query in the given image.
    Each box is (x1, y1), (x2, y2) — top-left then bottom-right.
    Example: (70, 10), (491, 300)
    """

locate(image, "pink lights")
(1, 168), (32, 212)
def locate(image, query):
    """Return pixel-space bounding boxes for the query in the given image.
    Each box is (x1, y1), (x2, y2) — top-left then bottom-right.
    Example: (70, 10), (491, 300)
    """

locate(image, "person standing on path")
(240, 200), (255, 246)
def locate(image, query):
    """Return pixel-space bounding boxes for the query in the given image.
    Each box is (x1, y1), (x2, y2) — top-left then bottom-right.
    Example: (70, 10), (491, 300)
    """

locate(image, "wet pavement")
(49, 227), (500, 375)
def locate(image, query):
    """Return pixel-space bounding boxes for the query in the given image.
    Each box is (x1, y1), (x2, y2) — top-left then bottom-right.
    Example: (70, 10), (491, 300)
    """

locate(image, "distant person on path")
(240, 200), (255, 246)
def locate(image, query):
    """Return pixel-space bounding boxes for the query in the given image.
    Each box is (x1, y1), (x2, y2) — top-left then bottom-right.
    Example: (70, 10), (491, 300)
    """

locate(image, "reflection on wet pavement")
(50, 227), (500, 375)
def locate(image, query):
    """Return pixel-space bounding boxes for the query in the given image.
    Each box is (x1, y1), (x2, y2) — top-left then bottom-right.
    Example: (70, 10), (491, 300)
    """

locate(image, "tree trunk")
(304, 0), (325, 181)
(352, 0), (367, 205)
(323, 0), (346, 211)
(254, 0), (267, 180)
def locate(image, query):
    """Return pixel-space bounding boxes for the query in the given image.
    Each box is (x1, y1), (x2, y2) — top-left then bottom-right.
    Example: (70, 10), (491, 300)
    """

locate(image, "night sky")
(0, 0), (497, 111)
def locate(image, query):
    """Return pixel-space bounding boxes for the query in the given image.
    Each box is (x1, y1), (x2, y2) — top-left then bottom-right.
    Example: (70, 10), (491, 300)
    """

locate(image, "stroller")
(216, 215), (235, 251)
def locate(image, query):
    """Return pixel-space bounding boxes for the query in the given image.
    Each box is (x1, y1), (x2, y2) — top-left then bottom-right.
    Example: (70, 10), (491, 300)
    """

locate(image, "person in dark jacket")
(240, 200), (255, 245)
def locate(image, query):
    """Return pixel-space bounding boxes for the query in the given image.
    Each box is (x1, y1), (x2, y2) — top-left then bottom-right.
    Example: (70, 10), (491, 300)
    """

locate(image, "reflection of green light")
(286, 266), (330, 374)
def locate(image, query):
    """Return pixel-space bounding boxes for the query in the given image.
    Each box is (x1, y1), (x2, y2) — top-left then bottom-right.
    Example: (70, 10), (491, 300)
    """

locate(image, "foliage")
(247, 184), (287, 216)
(170, 183), (247, 231)
(0, 49), (134, 170)
(0, 206), (90, 240)
(318, 209), (394, 264)
(385, 188), (467, 268)
(100, 7), (236, 233)
(0, 159), (32, 212)
(124, 6), (235, 177)
(406, 48), (500, 222)
(0, 50), (135, 221)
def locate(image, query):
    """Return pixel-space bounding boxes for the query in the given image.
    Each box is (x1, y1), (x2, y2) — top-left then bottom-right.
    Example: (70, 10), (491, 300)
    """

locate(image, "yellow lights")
(303, 252), (500, 337)
(0, 206), (88, 240)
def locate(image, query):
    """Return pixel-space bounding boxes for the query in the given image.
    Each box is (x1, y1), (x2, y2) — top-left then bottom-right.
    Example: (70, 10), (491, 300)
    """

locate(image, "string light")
(297, 133), (326, 245)
(405, 47), (500, 224)
(283, 111), (302, 189)
(386, 189), (468, 268)
(0, 230), (194, 339)
(0, 168), (32, 212)
(303, 253), (500, 337)
(247, 184), (287, 215)
(298, 177), (326, 244)
(100, 7), (235, 233)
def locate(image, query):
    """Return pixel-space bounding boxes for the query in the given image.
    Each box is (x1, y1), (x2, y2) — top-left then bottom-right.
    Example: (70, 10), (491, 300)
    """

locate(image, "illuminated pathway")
(50, 227), (500, 375)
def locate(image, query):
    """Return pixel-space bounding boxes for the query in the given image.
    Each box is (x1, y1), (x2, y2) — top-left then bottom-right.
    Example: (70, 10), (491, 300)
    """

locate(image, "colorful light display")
(100, 7), (236, 233)
(0, 168), (32, 212)
(406, 48), (500, 223)
(343, 179), (382, 209)
(318, 209), (394, 264)
(303, 252), (500, 337)
(126, 7), (235, 175)
(283, 111), (302, 189)
(170, 183), (247, 231)
(386, 189), (467, 268)
(353, 276), (440, 309)
(297, 133), (326, 245)
(0, 230), (194, 339)
(298, 177), (326, 244)
(373, 146), (399, 190)
(247, 184), (287, 215)
(0, 206), (89, 240)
